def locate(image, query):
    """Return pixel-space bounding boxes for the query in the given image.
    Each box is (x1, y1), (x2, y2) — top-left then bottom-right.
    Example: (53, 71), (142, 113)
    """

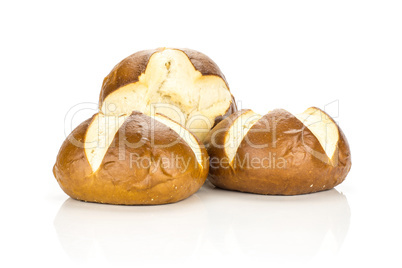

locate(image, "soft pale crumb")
(224, 110), (262, 163)
(100, 48), (232, 141)
(295, 108), (339, 161)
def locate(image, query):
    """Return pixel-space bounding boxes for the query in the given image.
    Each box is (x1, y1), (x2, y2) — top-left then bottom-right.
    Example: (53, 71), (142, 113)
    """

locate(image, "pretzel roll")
(204, 107), (351, 195)
(53, 112), (209, 205)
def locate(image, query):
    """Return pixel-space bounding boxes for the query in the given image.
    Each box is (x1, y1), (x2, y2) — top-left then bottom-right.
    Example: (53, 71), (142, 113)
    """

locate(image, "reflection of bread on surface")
(53, 194), (207, 262)
(201, 183), (350, 260)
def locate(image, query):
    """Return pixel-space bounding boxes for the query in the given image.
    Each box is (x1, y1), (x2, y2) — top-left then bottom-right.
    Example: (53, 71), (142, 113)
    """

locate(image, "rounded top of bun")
(98, 48), (237, 141)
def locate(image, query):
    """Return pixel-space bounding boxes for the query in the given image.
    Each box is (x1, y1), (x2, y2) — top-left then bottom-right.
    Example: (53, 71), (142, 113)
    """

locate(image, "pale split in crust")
(224, 110), (262, 163)
(84, 114), (128, 172)
(295, 108), (339, 165)
(99, 48), (235, 142)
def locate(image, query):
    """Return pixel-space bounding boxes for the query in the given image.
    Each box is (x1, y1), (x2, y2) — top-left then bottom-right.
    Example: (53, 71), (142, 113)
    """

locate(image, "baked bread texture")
(204, 107), (351, 195)
(54, 112), (209, 205)
(99, 48), (237, 142)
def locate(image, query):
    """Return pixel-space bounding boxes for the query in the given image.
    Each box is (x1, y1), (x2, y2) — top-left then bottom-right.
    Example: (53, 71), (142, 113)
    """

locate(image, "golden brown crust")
(204, 109), (351, 195)
(178, 48), (227, 83)
(53, 112), (209, 205)
(99, 48), (160, 104)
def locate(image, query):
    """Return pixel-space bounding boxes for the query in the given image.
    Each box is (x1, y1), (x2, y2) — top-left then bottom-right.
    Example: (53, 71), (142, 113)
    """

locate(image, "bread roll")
(204, 107), (351, 195)
(54, 112), (209, 205)
(99, 48), (237, 142)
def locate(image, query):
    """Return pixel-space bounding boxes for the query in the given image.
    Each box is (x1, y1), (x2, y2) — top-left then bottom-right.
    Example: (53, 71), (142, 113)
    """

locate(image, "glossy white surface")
(1, 1), (402, 267)
(54, 182), (350, 263)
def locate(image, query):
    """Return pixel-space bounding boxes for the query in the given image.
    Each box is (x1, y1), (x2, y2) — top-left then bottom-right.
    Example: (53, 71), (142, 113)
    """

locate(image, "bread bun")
(204, 107), (351, 195)
(53, 112), (209, 205)
(99, 48), (237, 142)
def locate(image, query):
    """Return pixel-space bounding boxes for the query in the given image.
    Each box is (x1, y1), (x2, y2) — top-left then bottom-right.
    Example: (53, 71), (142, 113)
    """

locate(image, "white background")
(1, 0), (401, 267)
